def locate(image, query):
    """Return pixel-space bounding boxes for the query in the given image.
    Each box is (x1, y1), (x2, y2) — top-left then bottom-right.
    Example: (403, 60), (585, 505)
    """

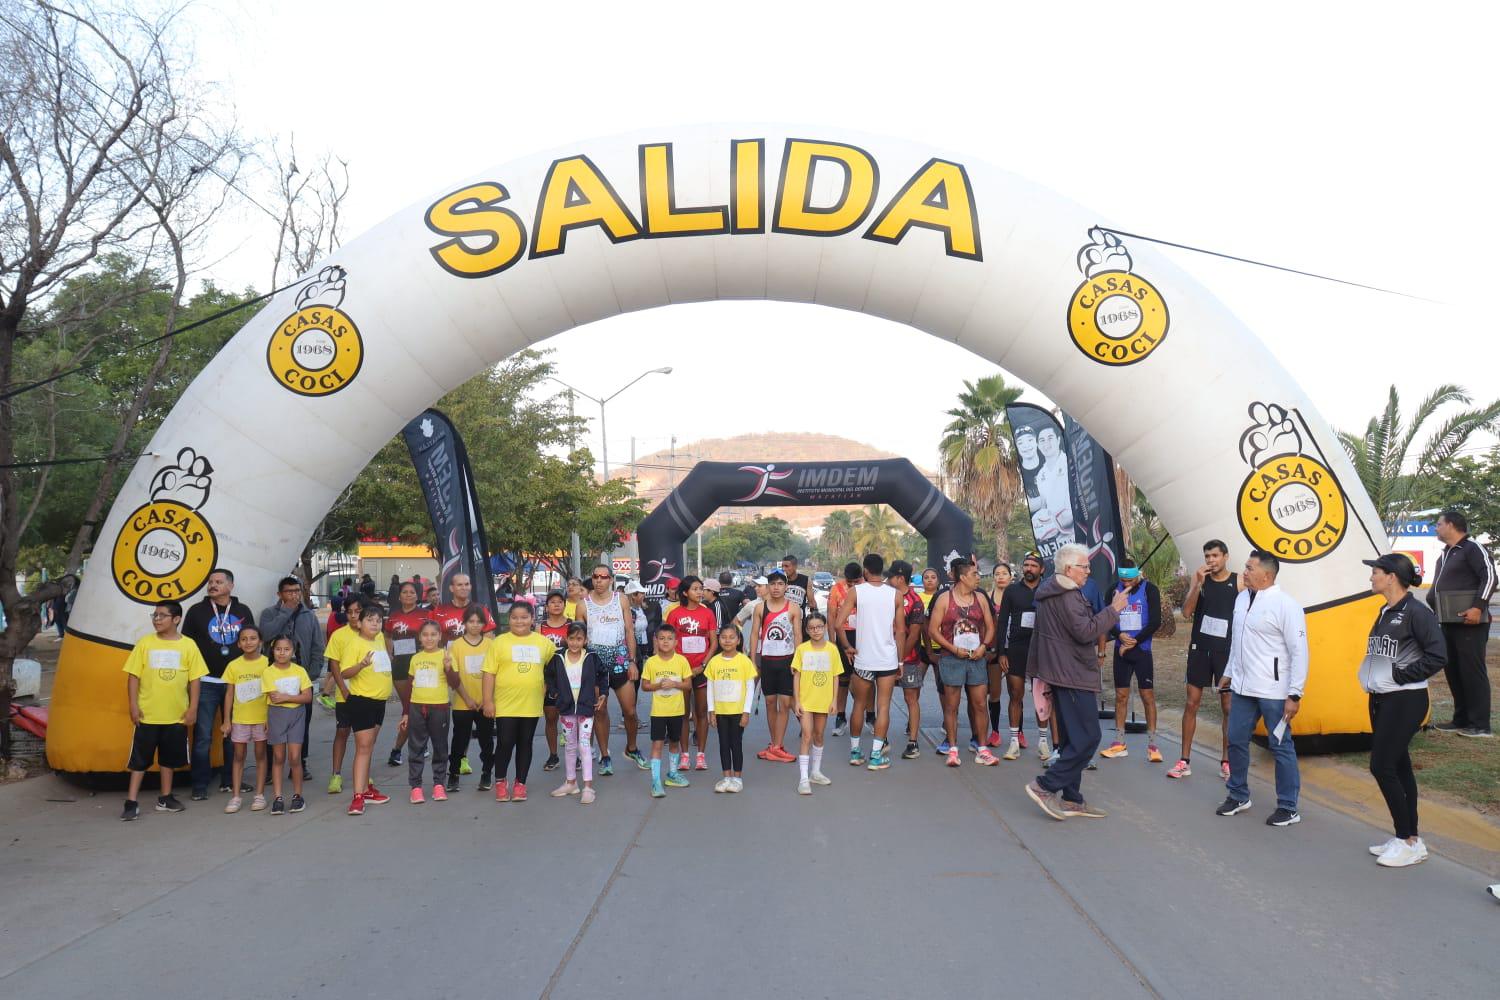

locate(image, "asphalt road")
(1, 684), (1495, 1000)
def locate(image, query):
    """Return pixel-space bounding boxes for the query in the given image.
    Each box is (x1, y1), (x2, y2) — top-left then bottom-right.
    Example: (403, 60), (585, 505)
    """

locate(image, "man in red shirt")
(431, 573), (497, 643)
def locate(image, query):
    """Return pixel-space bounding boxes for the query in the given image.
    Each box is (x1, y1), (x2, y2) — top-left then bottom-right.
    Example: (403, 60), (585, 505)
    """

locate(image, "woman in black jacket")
(1358, 554), (1447, 868)
(545, 622), (609, 803)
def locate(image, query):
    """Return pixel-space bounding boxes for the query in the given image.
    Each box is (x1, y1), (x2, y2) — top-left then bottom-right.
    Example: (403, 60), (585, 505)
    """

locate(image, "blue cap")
(1118, 567), (1140, 580)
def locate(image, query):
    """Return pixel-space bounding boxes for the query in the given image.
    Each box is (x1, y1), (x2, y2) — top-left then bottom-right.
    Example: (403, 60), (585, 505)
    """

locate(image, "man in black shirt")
(998, 554), (1047, 761)
(714, 571), (744, 626)
(1170, 539), (1243, 779)
(780, 555), (812, 614)
(1427, 509), (1496, 737)
(181, 567), (256, 799)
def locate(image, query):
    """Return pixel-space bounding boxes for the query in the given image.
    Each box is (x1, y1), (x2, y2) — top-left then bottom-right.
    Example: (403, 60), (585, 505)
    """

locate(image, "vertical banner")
(401, 408), (500, 621)
(1006, 403), (1125, 591)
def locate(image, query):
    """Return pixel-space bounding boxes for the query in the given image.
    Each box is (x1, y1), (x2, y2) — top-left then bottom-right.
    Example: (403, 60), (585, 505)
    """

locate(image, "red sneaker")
(347, 794), (365, 816)
(770, 746), (797, 763)
(362, 784), (391, 805)
(1018, 731), (1029, 749)
(495, 779), (509, 802)
(695, 752), (708, 771)
(409, 787), (425, 804)
(756, 745), (775, 760)
(986, 731), (1002, 748)
(512, 783), (528, 802)
(431, 784), (448, 802)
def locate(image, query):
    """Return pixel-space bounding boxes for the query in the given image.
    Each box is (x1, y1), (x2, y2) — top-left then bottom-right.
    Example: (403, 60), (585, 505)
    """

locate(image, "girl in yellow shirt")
(791, 613), (844, 795)
(444, 606), (494, 793)
(262, 636), (313, 813)
(221, 625), (270, 814)
(482, 602), (557, 803)
(331, 606), (394, 815)
(704, 623), (757, 793)
(406, 621), (451, 804)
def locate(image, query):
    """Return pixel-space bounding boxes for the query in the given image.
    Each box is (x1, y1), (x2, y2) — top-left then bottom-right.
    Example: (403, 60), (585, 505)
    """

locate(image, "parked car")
(812, 572), (834, 591)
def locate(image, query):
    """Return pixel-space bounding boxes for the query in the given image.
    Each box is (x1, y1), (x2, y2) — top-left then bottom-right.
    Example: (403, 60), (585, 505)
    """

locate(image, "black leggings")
(495, 717), (539, 784)
(449, 710), (495, 779)
(717, 714), (744, 771)
(1369, 689), (1428, 839)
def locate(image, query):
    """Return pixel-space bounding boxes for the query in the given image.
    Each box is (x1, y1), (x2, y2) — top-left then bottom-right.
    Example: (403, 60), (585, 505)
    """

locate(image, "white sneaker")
(798, 779), (812, 795)
(714, 778), (730, 793)
(1413, 837), (1429, 861)
(1002, 737), (1021, 761)
(730, 777), (743, 793)
(810, 770), (831, 786)
(1037, 735), (1052, 760)
(1368, 837), (1399, 857)
(1376, 840), (1426, 868)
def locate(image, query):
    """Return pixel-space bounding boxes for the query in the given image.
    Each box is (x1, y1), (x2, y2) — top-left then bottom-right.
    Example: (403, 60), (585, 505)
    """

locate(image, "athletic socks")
(989, 700), (1002, 731)
(1010, 727), (1020, 739)
(798, 755), (810, 782)
(811, 744), (824, 773)
(650, 759), (661, 784)
(872, 738), (885, 756)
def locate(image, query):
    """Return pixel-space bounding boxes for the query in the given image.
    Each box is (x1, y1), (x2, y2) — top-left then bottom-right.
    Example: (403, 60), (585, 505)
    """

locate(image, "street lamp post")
(549, 366), (673, 572)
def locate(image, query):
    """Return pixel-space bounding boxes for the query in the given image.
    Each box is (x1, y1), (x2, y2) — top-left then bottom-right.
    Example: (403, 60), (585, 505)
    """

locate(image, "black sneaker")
(542, 753), (561, 772)
(386, 749), (403, 767)
(1266, 808), (1301, 827)
(477, 774), (493, 791)
(289, 794), (306, 813)
(218, 783), (232, 794)
(270, 796), (286, 816)
(901, 741), (920, 759)
(301, 765), (314, 781)
(865, 710), (876, 725)
(1085, 760), (1098, 771)
(832, 714), (848, 736)
(445, 776), (461, 793)
(1458, 728), (1494, 739)
(156, 794), (185, 813)
(190, 788), (209, 801)
(121, 800), (140, 821)
(1431, 721), (1463, 733)
(1215, 796), (1252, 816)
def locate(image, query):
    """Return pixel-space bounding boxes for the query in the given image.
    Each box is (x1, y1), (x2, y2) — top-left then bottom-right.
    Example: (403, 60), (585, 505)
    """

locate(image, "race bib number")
(235, 678), (262, 702)
(274, 676), (301, 696)
(392, 638), (417, 656)
(464, 654), (485, 676)
(1201, 615), (1229, 638)
(801, 651), (831, 672)
(414, 667), (440, 689)
(512, 645), (542, 664)
(1020, 611), (1035, 629)
(955, 631), (981, 652)
(713, 679), (741, 705)
(371, 651), (392, 674)
(680, 635), (707, 655)
(1120, 611), (1143, 632)
(148, 649), (181, 671)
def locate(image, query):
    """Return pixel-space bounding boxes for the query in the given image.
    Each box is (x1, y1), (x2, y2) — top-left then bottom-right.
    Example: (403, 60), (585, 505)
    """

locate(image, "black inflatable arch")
(636, 459), (973, 597)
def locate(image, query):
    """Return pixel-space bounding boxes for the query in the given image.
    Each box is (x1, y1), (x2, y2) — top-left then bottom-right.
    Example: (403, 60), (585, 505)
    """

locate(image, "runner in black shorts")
(998, 554), (1049, 761)
(829, 562), (862, 736)
(1169, 539), (1241, 780)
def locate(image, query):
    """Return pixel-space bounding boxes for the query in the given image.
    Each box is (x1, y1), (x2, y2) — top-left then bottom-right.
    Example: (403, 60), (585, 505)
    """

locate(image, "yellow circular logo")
(112, 500), (218, 603)
(1067, 271), (1169, 366)
(812, 670), (828, 687)
(1236, 455), (1347, 563)
(266, 306), (363, 397)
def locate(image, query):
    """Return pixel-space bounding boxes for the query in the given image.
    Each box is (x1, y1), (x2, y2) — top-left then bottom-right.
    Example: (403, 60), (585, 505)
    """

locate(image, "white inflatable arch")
(51, 125), (1387, 771)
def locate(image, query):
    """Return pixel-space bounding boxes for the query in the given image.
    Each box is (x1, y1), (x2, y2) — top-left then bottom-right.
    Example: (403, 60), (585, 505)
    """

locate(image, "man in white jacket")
(1215, 549), (1308, 827)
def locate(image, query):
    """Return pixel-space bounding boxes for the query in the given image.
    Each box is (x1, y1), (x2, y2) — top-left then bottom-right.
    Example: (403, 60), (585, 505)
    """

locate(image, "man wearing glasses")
(259, 576), (326, 781)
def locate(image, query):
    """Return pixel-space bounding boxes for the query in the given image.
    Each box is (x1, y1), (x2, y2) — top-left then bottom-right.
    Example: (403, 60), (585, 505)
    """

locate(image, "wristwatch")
(1287, 694), (1301, 702)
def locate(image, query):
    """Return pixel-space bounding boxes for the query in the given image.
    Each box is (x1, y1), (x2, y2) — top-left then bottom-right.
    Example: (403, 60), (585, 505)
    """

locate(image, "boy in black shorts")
(121, 601), (209, 820)
(642, 625), (693, 797)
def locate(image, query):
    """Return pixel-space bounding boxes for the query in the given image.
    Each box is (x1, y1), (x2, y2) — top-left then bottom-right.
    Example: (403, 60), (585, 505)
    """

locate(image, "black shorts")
(760, 655), (794, 697)
(127, 722), (188, 771)
(836, 645), (852, 685)
(335, 700), (353, 729)
(345, 695), (387, 733)
(691, 670), (708, 690)
(1112, 649), (1154, 690)
(1005, 645), (1030, 681)
(1186, 645), (1231, 689)
(391, 655), (413, 683)
(608, 668), (634, 692)
(650, 716), (684, 742)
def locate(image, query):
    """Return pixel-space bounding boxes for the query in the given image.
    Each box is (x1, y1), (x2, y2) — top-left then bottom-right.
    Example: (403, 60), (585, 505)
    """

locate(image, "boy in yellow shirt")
(705, 623), (757, 793)
(121, 601), (208, 820)
(641, 624), (693, 797)
(792, 613), (844, 795)
(263, 635), (314, 814)
(221, 624), (271, 814)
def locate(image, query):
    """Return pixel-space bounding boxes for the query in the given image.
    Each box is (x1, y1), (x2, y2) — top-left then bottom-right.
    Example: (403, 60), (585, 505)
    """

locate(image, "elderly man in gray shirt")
(259, 575), (326, 779)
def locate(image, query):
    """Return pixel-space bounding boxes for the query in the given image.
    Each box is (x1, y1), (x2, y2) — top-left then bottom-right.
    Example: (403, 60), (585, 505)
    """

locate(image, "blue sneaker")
(626, 748), (648, 769)
(868, 750), (891, 771)
(651, 782), (666, 798)
(849, 748), (866, 767)
(599, 755), (614, 776)
(936, 740), (953, 755)
(664, 772), (690, 788)
(968, 737), (980, 753)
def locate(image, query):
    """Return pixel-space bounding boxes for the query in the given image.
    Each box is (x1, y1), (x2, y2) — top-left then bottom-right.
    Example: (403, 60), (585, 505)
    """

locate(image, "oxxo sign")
(423, 138), (984, 278)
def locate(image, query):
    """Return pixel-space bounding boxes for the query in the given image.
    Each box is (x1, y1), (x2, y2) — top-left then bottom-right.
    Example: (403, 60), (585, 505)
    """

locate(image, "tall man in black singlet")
(1169, 539), (1242, 780)
(781, 555), (812, 614)
(998, 554), (1048, 761)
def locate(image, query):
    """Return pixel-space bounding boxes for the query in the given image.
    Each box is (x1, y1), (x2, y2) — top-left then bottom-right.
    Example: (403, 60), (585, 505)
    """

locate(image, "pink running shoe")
(975, 747), (999, 766)
(1018, 731), (1029, 749)
(695, 752), (708, 771)
(494, 779), (509, 802)
(679, 752), (691, 771)
(431, 784), (448, 802)
(945, 748), (961, 767)
(986, 731), (1002, 748)
(409, 787), (425, 804)
(512, 783), (528, 802)
(1166, 759), (1191, 779)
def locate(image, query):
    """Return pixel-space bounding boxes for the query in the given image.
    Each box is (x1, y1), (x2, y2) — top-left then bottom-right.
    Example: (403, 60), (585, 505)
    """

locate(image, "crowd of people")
(117, 511), (1495, 874)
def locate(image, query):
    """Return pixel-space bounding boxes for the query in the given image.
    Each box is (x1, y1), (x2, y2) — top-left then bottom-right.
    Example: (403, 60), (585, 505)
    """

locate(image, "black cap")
(546, 589), (565, 600)
(1362, 553), (1419, 587)
(766, 570), (787, 582)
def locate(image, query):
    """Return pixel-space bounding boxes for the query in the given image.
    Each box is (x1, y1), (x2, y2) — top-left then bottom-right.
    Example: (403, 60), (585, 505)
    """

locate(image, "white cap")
(753, 576), (769, 586)
(623, 580), (646, 595)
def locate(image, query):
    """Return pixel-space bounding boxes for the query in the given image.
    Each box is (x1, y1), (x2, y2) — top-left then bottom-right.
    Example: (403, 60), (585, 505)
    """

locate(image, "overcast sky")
(187, 0), (1498, 472)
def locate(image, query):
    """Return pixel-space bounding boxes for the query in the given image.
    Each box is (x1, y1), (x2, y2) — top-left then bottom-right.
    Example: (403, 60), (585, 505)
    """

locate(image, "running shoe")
(714, 778), (731, 793)
(599, 756), (614, 777)
(1220, 760), (1231, 781)
(968, 737), (980, 753)
(1018, 731), (1029, 749)
(224, 796), (242, 814)
(478, 774), (493, 791)
(1431, 720), (1463, 733)
(664, 772), (690, 788)
(1458, 728), (1494, 738)
(1369, 837), (1399, 857)
(1215, 796), (1252, 816)
(459, 756), (472, 775)
(679, 752), (691, 771)
(849, 748), (866, 767)
(626, 748), (648, 769)
(1265, 808), (1299, 827)
(495, 780), (509, 802)
(432, 784), (448, 802)
(327, 774), (343, 794)
(798, 779), (813, 795)
(986, 731), (1002, 748)
(936, 739), (953, 755)
(1376, 840), (1425, 867)
(1146, 744), (1163, 764)
(347, 794), (365, 816)
(1024, 780), (1066, 821)
(1061, 799), (1108, 819)
(317, 694), (336, 711)
(543, 753), (560, 772)
(386, 749), (403, 767)
(868, 750), (891, 771)
(363, 784), (390, 805)
(250, 794), (267, 812)
(1099, 741), (1128, 759)
(901, 741), (921, 760)
(270, 797), (286, 816)
(1085, 760), (1098, 771)
(651, 782), (666, 798)
(1036, 735), (1051, 759)
(581, 787), (596, 804)
(1166, 759), (1191, 779)
(945, 747), (961, 768)
(975, 747), (999, 766)
(512, 783), (528, 802)
(551, 781), (579, 798)
(696, 752), (708, 770)
(770, 746), (797, 763)
(190, 789), (209, 801)
(156, 794), (185, 813)
(445, 776), (461, 793)
(1003, 738), (1021, 761)
(810, 770), (831, 786)
(832, 714), (848, 736)
(289, 794), (306, 813)
(410, 787), (425, 804)
(757, 745), (775, 761)
(729, 777), (744, 792)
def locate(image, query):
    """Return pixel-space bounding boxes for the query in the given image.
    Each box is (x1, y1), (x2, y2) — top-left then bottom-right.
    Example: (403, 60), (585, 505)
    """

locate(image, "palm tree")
(821, 510), (855, 563)
(852, 505), (904, 557)
(941, 374), (1025, 562)
(1338, 384), (1500, 535)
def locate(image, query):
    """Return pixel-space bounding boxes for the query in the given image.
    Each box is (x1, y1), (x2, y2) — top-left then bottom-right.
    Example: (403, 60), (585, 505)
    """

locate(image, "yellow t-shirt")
(262, 662), (313, 710)
(342, 632), (394, 701)
(564, 601), (579, 621)
(704, 652), (756, 716)
(222, 655), (271, 726)
(919, 590), (943, 650)
(483, 632), (554, 718)
(791, 640), (843, 715)
(409, 649), (450, 706)
(122, 634), (209, 725)
(324, 624), (362, 703)
(448, 635), (493, 709)
(642, 653), (690, 717)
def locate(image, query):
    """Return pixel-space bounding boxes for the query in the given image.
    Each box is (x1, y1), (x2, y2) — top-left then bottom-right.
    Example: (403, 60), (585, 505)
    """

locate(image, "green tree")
(1338, 384), (1500, 535)
(852, 504), (903, 556)
(820, 509), (855, 563)
(941, 375), (1025, 563)
(1431, 447), (1500, 561)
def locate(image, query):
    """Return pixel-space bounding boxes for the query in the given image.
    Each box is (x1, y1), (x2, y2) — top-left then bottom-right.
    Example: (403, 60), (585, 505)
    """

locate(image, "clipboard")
(1436, 590), (1484, 624)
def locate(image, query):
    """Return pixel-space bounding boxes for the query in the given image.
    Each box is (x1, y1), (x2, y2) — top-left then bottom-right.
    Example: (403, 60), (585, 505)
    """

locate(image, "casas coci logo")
(112, 448), (219, 603)
(267, 265), (363, 397)
(1234, 402), (1348, 563)
(1067, 228), (1169, 366)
